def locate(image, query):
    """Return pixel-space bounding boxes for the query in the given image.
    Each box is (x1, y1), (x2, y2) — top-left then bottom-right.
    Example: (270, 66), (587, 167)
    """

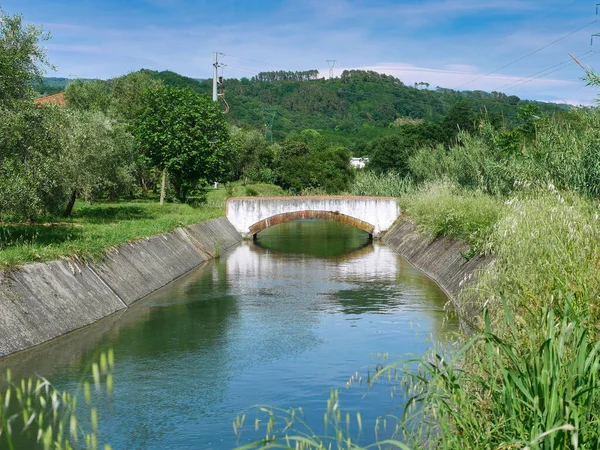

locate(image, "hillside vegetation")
(35, 69), (567, 149)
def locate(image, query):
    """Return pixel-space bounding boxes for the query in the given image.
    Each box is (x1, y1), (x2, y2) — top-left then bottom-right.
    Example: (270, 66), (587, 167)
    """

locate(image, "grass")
(348, 170), (414, 197)
(1, 351), (114, 450)
(399, 180), (504, 252)
(395, 304), (600, 450)
(0, 182), (285, 269)
(468, 187), (600, 333)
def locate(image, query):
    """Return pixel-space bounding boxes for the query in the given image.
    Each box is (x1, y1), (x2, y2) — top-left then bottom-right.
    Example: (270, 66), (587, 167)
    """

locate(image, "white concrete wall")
(226, 196), (400, 237)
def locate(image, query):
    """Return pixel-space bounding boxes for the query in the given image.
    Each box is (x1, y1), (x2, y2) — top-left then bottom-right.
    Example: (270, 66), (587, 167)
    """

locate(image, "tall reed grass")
(0, 351), (114, 450)
(348, 171), (414, 197)
(468, 187), (600, 331)
(397, 304), (600, 450)
(408, 110), (600, 199)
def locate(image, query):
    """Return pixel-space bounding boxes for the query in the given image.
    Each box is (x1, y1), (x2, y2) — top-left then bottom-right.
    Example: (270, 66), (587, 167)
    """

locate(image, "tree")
(276, 130), (353, 193)
(230, 127), (276, 184)
(0, 8), (53, 107)
(135, 86), (231, 204)
(64, 79), (112, 112)
(368, 123), (442, 175)
(109, 71), (163, 122)
(60, 110), (137, 217)
(440, 100), (476, 143)
(0, 105), (67, 220)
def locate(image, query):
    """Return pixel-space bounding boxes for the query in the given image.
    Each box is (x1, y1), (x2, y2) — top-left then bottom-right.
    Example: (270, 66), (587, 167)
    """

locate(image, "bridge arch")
(226, 196), (400, 239)
(248, 210), (375, 237)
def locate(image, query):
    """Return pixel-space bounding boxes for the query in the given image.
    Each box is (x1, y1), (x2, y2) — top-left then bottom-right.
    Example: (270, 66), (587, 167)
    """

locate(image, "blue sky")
(5, 0), (600, 105)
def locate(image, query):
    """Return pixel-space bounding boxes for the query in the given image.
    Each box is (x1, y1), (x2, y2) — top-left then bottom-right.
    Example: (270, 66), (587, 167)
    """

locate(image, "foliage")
(135, 86), (232, 201)
(348, 170), (414, 197)
(63, 79), (111, 113)
(398, 306), (600, 450)
(408, 110), (600, 198)
(108, 71), (163, 122)
(72, 69), (566, 146)
(439, 99), (476, 142)
(252, 70), (320, 82)
(1, 351), (114, 450)
(470, 188), (600, 327)
(230, 127), (277, 184)
(0, 8), (53, 107)
(367, 123), (441, 174)
(276, 130), (353, 193)
(0, 105), (68, 220)
(59, 110), (137, 215)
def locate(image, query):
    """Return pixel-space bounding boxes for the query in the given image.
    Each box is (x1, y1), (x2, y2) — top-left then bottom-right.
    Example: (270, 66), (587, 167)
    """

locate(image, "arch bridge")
(226, 196), (400, 239)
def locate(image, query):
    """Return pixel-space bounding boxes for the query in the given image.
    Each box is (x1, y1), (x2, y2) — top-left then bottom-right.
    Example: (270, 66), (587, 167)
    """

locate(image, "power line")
(453, 19), (597, 90)
(504, 51), (598, 91)
(222, 53), (294, 72)
(223, 64), (260, 75)
(499, 0), (583, 41)
(495, 50), (593, 91)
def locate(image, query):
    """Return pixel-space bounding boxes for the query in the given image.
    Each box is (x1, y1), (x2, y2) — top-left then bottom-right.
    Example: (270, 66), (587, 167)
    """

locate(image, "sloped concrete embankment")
(0, 217), (242, 358)
(383, 217), (493, 310)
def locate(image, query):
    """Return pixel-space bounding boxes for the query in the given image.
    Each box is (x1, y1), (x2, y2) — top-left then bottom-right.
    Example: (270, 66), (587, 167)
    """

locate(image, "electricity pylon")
(254, 107), (279, 143)
(326, 60), (336, 79)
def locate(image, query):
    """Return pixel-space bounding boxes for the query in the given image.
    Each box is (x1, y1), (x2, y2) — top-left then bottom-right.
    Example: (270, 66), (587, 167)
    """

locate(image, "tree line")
(251, 70), (320, 82)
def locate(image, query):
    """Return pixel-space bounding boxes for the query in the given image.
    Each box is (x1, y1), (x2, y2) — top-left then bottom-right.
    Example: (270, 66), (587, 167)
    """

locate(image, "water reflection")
(0, 220), (456, 450)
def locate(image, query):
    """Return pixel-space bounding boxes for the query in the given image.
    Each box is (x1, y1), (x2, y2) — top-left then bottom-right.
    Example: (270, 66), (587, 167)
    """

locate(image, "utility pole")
(212, 52), (219, 102)
(326, 60), (336, 79)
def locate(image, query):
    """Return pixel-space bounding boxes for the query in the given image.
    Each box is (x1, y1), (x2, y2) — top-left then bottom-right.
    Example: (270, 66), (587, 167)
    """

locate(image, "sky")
(5, 0), (600, 105)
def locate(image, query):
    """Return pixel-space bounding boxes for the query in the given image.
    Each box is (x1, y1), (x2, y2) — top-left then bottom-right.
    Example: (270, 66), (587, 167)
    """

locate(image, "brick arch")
(248, 210), (375, 237)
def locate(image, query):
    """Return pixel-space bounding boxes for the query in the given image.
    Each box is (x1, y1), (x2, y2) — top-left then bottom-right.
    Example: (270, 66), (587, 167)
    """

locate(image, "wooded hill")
(35, 70), (569, 149)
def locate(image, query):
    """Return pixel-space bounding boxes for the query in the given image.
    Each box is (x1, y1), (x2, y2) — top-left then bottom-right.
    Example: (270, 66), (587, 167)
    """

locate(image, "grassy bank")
(0, 182), (285, 269)
(394, 182), (600, 449)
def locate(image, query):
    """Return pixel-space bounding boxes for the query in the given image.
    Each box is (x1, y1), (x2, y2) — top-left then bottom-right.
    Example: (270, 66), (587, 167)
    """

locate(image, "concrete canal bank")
(0, 214), (492, 358)
(0, 218), (243, 358)
(383, 217), (493, 312)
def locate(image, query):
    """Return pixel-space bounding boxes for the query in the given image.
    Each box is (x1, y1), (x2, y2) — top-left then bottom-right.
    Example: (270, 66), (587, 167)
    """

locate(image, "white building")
(350, 157), (369, 169)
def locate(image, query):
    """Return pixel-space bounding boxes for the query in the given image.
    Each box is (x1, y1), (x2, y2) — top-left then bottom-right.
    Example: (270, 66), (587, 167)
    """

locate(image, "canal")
(0, 220), (456, 449)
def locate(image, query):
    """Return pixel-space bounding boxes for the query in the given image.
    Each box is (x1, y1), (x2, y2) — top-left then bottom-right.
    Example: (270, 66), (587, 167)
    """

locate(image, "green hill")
(36, 69), (569, 149)
(140, 69), (568, 147)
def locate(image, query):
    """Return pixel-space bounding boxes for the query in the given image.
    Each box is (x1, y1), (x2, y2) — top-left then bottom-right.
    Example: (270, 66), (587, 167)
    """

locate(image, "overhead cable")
(453, 19), (597, 90)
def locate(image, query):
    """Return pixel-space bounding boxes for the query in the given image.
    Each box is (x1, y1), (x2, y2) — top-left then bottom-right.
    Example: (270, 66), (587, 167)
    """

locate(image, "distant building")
(33, 93), (66, 106)
(350, 157), (369, 169)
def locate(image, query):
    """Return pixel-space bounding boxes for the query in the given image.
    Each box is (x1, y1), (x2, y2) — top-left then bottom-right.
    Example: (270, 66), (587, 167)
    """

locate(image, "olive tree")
(135, 86), (232, 204)
(0, 105), (67, 219)
(60, 110), (137, 216)
(0, 8), (53, 106)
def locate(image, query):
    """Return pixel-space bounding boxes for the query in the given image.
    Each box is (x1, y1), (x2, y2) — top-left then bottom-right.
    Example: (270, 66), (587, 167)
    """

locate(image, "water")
(0, 220), (456, 449)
